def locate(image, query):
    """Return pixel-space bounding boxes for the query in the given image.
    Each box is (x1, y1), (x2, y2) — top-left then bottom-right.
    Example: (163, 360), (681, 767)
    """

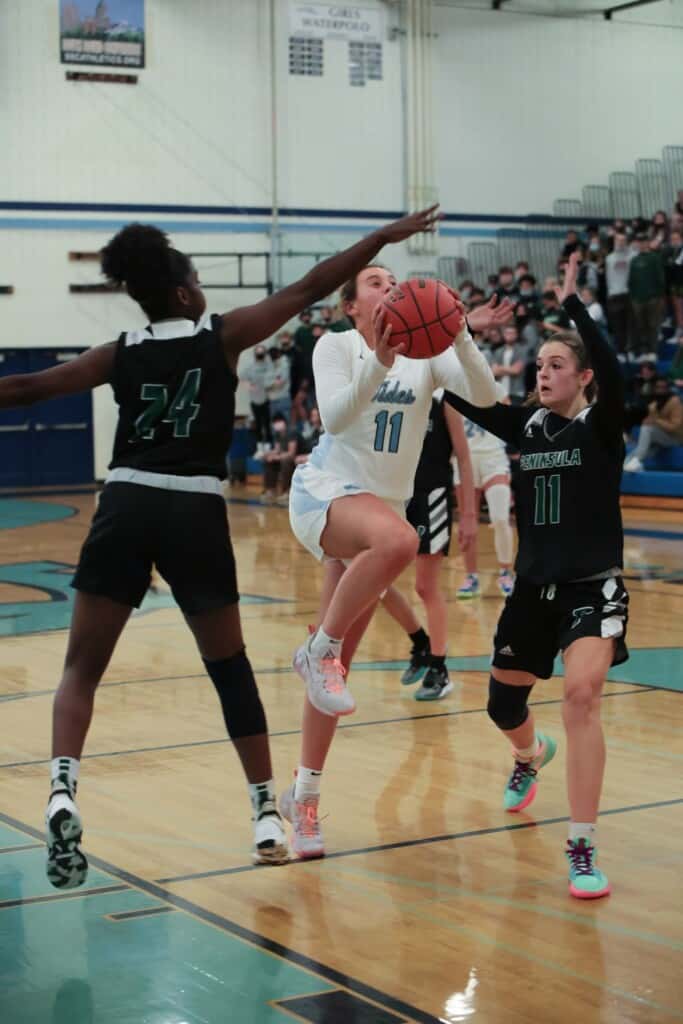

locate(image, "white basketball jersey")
(310, 329), (471, 502)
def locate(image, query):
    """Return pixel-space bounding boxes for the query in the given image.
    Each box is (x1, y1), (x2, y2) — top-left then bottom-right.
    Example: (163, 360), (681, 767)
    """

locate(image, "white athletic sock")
(513, 735), (539, 763)
(248, 779), (276, 816)
(310, 627), (342, 660)
(50, 757), (79, 796)
(569, 822), (597, 844)
(295, 766), (322, 802)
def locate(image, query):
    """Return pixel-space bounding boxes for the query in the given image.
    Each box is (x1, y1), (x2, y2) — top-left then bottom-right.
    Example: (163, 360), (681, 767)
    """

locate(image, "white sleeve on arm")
(314, 333), (388, 434)
(430, 326), (497, 406)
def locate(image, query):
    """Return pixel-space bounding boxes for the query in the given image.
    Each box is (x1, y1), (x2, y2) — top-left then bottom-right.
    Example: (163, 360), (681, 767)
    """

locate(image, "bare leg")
(300, 560), (378, 770)
(415, 554), (447, 655)
(457, 486), (481, 574)
(52, 593), (132, 758)
(381, 585), (421, 635)
(562, 637), (613, 822)
(318, 494), (419, 639)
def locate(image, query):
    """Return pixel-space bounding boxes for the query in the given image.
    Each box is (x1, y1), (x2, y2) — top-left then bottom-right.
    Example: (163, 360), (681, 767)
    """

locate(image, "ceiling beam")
(604, 0), (663, 20)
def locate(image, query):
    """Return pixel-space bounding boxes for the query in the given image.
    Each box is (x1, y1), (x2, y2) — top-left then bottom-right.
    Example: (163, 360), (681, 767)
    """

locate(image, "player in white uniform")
(453, 381), (515, 598)
(282, 264), (510, 856)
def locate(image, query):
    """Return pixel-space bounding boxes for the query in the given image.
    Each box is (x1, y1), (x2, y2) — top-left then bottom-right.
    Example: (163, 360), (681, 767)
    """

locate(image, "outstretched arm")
(443, 392), (528, 446)
(0, 343), (116, 409)
(219, 206), (440, 368)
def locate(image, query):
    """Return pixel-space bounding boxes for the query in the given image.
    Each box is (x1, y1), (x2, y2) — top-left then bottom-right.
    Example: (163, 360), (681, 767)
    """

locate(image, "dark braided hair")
(101, 223), (193, 319)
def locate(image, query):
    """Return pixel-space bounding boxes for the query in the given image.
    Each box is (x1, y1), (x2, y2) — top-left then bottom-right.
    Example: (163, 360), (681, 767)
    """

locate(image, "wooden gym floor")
(0, 489), (681, 1024)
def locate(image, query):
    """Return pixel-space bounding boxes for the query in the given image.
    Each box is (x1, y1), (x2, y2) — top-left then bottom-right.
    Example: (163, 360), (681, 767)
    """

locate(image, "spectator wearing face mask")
(266, 343), (292, 423)
(495, 267), (520, 304)
(605, 231), (634, 354)
(624, 377), (683, 471)
(298, 406), (324, 456)
(491, 324), (527, 404)
(469, 286), (487, 308)
(261, 412), (307, 505)
(561, 229), (581, 259)
(518, 273), (540, 312)
(576, 245), (602, 295)
(241, 344), (272, 454)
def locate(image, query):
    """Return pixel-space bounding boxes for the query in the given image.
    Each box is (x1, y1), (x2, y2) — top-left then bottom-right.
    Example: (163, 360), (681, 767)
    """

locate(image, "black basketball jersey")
(444, 295), (625, 584)
(109, 314), (236, 478)
(413, 392), (453, 492)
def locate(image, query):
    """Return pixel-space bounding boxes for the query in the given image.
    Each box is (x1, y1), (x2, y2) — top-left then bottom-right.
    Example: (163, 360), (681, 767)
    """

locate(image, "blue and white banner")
(289, 3), (384, 44)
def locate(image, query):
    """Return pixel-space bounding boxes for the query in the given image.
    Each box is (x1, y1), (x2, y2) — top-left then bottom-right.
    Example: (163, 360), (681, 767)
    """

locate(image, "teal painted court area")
(0, 561), (287, 637)
(0, 500), (76, 530)
(352, 649), (683, 694)
(0, 820), (339, 1024)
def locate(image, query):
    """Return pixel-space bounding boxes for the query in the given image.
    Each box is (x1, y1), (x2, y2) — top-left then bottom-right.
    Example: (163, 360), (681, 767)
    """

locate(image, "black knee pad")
(487, 675), (532, 731)
(203, 648), (267, 740)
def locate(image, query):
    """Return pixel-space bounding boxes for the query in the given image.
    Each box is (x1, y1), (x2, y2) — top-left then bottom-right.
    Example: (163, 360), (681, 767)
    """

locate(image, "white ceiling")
(433, 0), (681, 23)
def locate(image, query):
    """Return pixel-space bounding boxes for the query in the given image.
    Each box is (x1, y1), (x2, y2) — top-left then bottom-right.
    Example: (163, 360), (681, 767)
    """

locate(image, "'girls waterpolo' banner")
(289, 3), (384, 44)
(60, 0), (145, 68)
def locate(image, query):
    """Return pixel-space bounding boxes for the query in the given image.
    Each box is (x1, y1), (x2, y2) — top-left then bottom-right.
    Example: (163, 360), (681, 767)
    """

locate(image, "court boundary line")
(0, 882), (128, 911)
(0, 686), (661, 770)
(155, 796), (683, 884)
(0, 811), (442, 1024)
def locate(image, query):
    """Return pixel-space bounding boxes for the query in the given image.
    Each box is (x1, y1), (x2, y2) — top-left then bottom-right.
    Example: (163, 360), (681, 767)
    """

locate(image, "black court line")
(0, 883), (128, 911)
(107, 905), (177, 922)
(0, 811), (442, 1024)
(0, 686), (660, 770)
(156, 796), (683, 884)
(0, 842), (42, 855)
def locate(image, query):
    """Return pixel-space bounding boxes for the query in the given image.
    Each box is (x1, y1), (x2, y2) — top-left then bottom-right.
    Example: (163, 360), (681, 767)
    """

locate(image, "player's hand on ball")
(372, 304), (406, 367)
(466, 295), (515, 334)
(379, 204), (440, 244)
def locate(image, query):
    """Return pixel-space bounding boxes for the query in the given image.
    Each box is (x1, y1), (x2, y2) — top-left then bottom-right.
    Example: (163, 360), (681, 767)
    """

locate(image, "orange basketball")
(381, 278), (464, 359)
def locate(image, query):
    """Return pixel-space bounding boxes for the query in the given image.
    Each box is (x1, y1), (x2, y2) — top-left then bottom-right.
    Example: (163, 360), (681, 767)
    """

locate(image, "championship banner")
(289, 3), (384, 44)
(60, 1), (145, 68)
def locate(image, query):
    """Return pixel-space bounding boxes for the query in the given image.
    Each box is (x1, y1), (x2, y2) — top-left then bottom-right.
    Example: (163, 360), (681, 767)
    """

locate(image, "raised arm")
(558, 252), (624, 446)
(430, 295), (513, 406)
(219, 206), (440, 367)
(0, 343), (116, 409)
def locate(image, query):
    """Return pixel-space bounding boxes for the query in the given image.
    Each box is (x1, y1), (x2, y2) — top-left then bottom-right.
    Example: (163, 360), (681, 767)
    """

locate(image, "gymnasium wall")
(432, 0), (683, 214)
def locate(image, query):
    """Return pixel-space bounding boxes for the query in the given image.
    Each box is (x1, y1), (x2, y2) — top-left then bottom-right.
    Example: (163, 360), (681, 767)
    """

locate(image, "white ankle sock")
(295, 766), (322, 802)
(50, 757), (79, 795)
(569, 822), (596, 844)
(310, 627), (342, 659)
(248, 780), (275, 815)
(513, 735), (539, 763)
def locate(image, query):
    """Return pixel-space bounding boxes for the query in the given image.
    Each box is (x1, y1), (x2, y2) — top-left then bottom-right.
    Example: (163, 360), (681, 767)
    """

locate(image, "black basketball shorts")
(491, 575), (629, 680)
(72, 482), (239, 613)
(406, 486), (453, 556)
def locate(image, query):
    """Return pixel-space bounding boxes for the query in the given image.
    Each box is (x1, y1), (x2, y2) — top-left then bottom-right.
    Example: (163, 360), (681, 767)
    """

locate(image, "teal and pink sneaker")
(566, 838), (611, 899)
(503, 731), (557, 812)
(457, 573), (480, 599)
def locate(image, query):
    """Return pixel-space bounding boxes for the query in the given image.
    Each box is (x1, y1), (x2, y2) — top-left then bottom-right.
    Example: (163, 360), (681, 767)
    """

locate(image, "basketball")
(381, 278), (465, 359)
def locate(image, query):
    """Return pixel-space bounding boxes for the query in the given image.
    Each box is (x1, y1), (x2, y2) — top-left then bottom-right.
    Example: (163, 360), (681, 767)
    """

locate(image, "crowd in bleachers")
(234, 198), (683, 492)
(459, 198), (683, 474)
